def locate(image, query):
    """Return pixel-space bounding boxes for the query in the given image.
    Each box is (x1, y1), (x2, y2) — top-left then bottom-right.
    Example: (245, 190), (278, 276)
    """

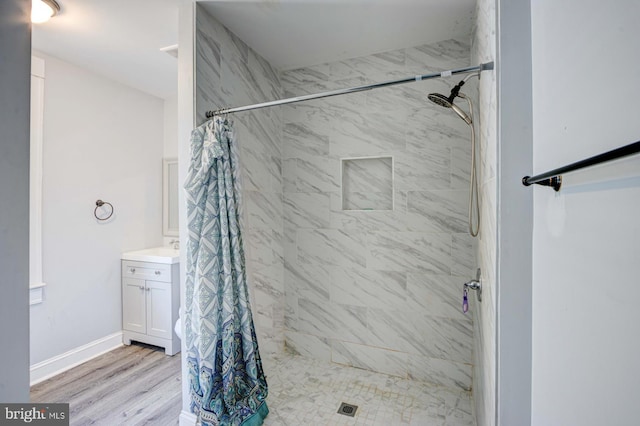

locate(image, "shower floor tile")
(262, 352), (475, 426)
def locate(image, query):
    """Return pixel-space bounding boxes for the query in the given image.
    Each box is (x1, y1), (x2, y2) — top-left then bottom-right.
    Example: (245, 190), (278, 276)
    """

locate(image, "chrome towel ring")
(94, 199), (114, 221)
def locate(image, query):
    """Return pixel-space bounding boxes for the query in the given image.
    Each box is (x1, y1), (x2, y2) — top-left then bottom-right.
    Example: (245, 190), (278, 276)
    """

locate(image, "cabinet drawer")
(122, 260), (172, 282)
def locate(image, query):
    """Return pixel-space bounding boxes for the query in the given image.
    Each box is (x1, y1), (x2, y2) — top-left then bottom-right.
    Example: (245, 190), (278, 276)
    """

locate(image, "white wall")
(0, 0), (31, 402)
(164, 95), (178, 158)
(531, 1), (640, 425)
(29, 52), (165, 365)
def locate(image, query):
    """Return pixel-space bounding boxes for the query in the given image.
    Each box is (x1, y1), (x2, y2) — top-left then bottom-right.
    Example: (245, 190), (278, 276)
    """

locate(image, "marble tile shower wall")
(195, 6), (285, 355)
(472, 0), (498, 424)
(281, 38), (477, 391)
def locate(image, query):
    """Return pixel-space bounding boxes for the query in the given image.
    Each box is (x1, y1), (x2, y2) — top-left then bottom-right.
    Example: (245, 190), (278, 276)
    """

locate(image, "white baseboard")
(30, 331), (124, 386)
(179, 410), (196, 426)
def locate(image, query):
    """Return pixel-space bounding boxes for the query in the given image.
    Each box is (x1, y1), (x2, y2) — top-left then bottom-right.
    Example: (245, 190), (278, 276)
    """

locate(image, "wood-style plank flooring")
(31, 343), (182, 426)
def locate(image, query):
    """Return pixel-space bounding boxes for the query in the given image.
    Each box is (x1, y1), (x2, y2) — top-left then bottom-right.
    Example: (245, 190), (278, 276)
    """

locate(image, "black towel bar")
(522, 140), (640, 191)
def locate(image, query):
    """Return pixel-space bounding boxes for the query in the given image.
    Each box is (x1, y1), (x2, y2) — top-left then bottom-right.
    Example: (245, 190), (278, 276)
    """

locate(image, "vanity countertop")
(122, 246), (180, 264)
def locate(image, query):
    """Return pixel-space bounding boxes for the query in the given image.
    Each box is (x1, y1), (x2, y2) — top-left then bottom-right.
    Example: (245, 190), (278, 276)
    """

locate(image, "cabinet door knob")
(138, 285), (144, 290)
(155, 270), (161, 275)
(130, 268), (136, 273)
(146, 287), (151, 292)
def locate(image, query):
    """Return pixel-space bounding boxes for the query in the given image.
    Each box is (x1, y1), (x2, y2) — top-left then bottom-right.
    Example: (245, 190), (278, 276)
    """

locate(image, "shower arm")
(446, 71), (480, 122)
(463, 72), (480, 83)
(449, 72), (480, 101)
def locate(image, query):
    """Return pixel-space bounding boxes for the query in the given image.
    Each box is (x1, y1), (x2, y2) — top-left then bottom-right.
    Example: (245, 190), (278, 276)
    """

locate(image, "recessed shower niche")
(341, 156), (393, 211)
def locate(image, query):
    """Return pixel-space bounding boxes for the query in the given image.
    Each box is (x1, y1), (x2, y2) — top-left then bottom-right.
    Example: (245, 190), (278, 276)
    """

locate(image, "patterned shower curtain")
(184, 118), (268, 426)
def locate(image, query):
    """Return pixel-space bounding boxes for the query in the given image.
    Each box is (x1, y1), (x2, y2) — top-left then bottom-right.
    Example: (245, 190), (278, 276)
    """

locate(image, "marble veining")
(329, 50), (408, 81)
(244, 228), (276, 269)
(405, 107), (469, 148)
(296, 297), (342, 339)
(329, 303), (370, 345)
(407, 190), (469, 233)
(452, 143), (473, 190)
(367, 231), (452, 274)
(195, 5), (284, 355)
(284, 331), (332, 361)
(281, 65), (330, 89)
(241, 144), (273, 192)
(284, 259), (331, 302)
(394, 150), (451, 191)
(284, 122), (330, 159)
(472, 0), (497, 423)
(290, 156), (341, 193)
(405, 273), (471, 322)
(197, 4), (477, 397)
(405, 39), (471, 73)
(329, 206), (406, 233)
(407, 354), (472, 392)
(342, 157), (393, 211)
(246, 191), (283, 231)
(342, 157), (393, 194)
(297, 229), (368, 268)
(324, 77), (370, 110)
(241, 111), (282, 158)
(282, 37), (476, 390)
(284, 192), (331, 229)
(365, 308), (434, 356)
(451, 233), (476, 278)
(331, 340), (408, 378)
(330, 112), (407, 157)
(263, 351), (475, 425)
(195, 27), (221, 82)
(282, 103), (334, 129)
(330, 268), (406, 310)
(342, 191), (393, 210)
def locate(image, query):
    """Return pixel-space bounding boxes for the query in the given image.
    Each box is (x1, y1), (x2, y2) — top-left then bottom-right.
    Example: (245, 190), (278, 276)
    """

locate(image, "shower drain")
(337, 402), (358, 417)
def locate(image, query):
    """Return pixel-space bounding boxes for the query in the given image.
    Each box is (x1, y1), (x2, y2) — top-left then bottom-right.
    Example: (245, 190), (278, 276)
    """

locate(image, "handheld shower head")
(427, 77), (475, 125)
(427, 85), (480, 237)
(427, 93), (452, 108)
(427, 92), (472, 125)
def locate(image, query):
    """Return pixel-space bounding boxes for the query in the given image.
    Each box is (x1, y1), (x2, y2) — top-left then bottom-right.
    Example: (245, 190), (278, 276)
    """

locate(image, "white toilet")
(174, 308), (182, 339)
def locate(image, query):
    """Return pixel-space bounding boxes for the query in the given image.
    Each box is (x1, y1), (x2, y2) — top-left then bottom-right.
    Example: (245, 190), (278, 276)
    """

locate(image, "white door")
(146, 280), (172, 339)
(122, 278), (146, 333)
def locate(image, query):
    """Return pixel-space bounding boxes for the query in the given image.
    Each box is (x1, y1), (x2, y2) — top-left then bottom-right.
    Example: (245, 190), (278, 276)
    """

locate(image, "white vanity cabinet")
(121, 248), (180, 356)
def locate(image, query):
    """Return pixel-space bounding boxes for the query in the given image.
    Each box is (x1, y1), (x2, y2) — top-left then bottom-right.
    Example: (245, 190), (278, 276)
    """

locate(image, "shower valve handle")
(463, 268), (482, 303)
(464, 279), (481, 291)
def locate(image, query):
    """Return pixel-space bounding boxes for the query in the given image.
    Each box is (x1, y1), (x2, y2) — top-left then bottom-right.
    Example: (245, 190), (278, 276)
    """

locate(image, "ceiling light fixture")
(32, 0), (61, 24)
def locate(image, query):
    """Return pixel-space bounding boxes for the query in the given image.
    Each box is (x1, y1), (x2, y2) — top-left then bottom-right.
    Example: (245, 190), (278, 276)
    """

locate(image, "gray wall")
(496, 0), (533, 424)
(195, 5), (285, 355)
(0, 0), (31, 402)
(281, 40), (477, 390)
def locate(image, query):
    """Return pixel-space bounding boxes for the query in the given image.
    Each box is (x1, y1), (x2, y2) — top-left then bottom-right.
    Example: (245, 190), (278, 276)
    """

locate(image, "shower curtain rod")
(205, 62), (494, 118)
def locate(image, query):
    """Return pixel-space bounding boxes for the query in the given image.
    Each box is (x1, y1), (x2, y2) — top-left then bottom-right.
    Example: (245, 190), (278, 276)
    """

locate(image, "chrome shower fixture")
(427, 73), (477, 124)
(427, 74), (480, 237)
(427, 92), (472, 125)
